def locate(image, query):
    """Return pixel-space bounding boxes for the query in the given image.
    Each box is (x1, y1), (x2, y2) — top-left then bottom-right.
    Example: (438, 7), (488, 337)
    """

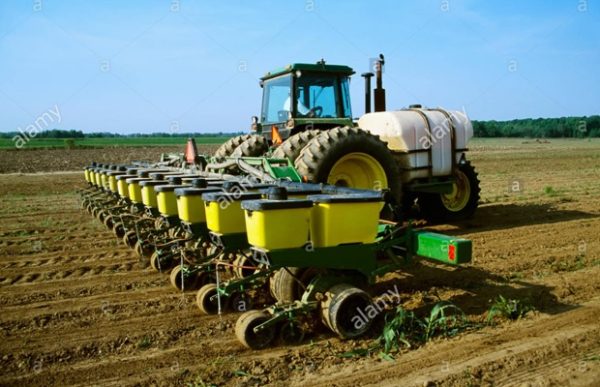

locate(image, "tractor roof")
(261, 62), (355, 80)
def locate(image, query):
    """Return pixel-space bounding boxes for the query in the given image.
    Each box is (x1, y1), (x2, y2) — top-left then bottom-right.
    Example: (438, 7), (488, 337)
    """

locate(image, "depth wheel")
(123, 230), (137, 248)
(169, 264), (201, 291)
(134, 240), (153, 259)
(270, 267), (318, 304)
(151, 251), (176, 273)
(112, 222), (125, 239)
(97, 209), (108, 222)
(232, 254), (257, 279)
(103, 215), (114, 230)
(321, 283), (374, 339)
(235, 310), (277, 350)
(196, 283), (229, 314)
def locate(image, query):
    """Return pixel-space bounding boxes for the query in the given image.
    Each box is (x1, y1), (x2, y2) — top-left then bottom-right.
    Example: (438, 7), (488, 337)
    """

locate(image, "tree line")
(1, 116), (600, 138)
(472, 116), (600, 138)
(0, 130), (243, 139)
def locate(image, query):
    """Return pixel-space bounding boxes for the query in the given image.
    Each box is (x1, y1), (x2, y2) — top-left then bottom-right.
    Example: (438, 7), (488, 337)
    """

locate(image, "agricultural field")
(0, 139), (599, 386)
(0, 136), (231, 149)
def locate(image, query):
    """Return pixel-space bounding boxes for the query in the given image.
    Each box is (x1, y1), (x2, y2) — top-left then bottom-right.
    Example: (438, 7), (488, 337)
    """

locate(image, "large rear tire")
(214, 134), (254, 158)
(231, 134), (269, 157)
(271, 130), (320, 164)
(295, 127), (402, 212)
(418, 161), (480, 221)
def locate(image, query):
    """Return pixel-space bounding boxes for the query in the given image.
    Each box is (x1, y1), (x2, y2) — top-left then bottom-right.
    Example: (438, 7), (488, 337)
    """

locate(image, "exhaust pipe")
(361, 72), (374, 114)
(373, 54), (386, 112)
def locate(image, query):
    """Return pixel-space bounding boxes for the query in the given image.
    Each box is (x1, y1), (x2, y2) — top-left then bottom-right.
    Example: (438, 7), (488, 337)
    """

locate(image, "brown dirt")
(0, 140), (599, 386)
(0, 145), (219, 173)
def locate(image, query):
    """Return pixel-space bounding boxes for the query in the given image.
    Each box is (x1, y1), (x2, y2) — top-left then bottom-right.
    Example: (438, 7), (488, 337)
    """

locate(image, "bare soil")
(0, 141), (599, 386)
(0, 145), (219, 173)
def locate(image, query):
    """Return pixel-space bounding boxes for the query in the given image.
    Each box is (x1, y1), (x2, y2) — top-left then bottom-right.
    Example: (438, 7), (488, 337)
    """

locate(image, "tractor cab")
(255, 61), (355, 142)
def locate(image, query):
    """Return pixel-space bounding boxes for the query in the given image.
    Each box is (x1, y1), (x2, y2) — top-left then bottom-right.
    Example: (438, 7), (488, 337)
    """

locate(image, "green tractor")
(213, 54), (480, 221)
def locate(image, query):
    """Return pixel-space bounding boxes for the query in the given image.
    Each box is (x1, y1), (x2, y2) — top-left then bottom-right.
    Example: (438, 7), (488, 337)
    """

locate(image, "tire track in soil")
(0, 277), (167, 307)
(0, 261), (139, 285)
(296, 299), (600, 387)
(0, 287), (190, 326)
(1, 312), (242, 384)
(0, 250), (132, 269)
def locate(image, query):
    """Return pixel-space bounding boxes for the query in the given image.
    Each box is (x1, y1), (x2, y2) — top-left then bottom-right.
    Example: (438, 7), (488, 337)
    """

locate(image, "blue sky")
(0, 0), (598, 133)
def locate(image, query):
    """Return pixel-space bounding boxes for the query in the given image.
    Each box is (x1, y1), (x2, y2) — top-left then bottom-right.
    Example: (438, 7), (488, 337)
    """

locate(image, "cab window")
(296, 75), (339, 118)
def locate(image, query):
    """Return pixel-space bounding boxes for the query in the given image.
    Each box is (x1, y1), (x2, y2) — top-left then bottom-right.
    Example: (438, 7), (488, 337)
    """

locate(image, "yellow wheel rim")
(327, 152), (388, 190)
(441, 170), (471, 212)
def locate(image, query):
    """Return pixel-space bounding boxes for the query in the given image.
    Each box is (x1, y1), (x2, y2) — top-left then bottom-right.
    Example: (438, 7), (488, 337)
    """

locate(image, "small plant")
(544, 186), (557, 196)
(378, 302), (470, 355)
(550, 255), (586, 273)
(486, 295), (533, 323)
(422, 302), (468, 341)
(338, 348), (372, 358)
(137, 335), (152, 349)
(379, 305), (419, 353)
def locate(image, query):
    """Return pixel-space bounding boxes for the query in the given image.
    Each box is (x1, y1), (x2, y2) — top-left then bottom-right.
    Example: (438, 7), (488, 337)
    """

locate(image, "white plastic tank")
(357, 108), (473, 181)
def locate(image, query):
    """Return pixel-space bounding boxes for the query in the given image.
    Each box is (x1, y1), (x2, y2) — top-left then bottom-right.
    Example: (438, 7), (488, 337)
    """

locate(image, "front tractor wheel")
(271, 130), (321, 164)
(231, 134), (269, 157)
(213, 134), (255, 158)
(418, 161), (480, 221)
(295, 127), (402, 216)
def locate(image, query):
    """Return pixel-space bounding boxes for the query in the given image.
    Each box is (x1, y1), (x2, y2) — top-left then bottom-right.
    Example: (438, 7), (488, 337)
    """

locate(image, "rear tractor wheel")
(418, 161), (480, 221)
(295, 127), (402, 218)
